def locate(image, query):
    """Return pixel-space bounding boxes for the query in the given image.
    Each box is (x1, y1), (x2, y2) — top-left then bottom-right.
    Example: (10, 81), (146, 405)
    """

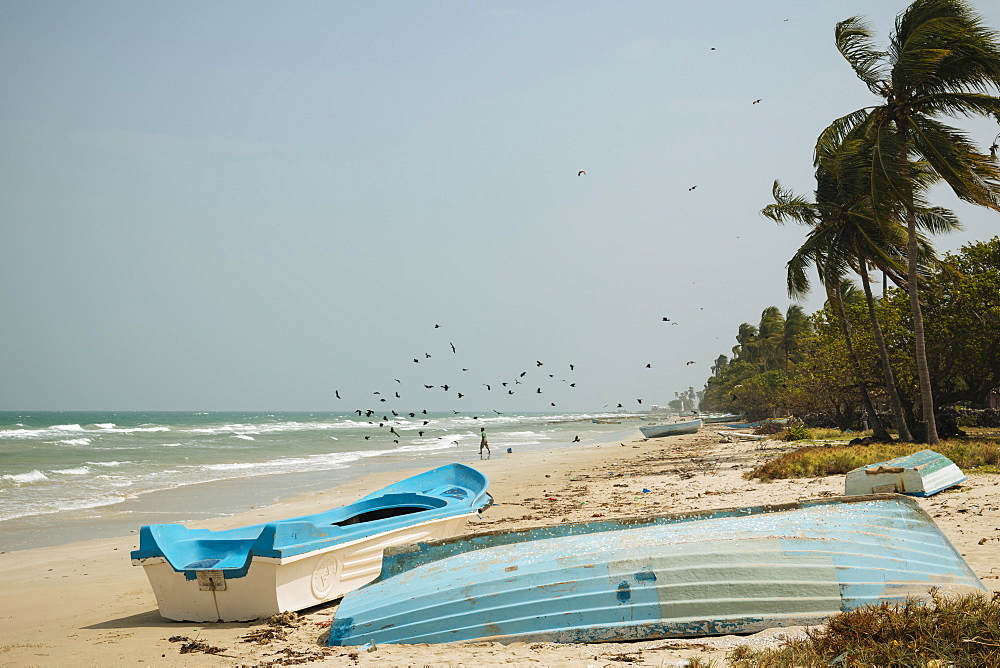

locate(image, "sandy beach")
(2, 430), (998, 667)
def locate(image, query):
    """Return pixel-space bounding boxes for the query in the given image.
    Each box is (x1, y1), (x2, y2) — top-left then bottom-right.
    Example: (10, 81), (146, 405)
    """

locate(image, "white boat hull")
(844, 450), (966, 497)
(134, 514), (472, 622)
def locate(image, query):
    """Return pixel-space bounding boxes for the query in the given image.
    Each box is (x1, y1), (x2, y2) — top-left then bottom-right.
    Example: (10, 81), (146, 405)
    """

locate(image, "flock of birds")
(334, 27), (792, 443)
(335, 318), (699, 445)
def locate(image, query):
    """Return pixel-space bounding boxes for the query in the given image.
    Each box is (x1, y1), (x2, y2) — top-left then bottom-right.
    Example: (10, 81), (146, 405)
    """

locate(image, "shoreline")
(2, 430), (997, 666)
(0, 422), (638, 553)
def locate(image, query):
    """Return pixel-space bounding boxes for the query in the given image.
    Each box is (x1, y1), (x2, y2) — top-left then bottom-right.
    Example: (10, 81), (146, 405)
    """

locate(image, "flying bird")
(425, 353), (431, 358)
(424, 385), (434, 389)
(637, 399), (643, 404)
(536, 388), (542, 393)
(577, 170), (586, 176)
(335, 390), (341, 399)
(434, 324), (441, 328)
(413, 358), (420, 363)
(536, 361), (543, 366)
(569, 364), (574, 370)
(520, 371), (527, 377)
(662, 317), (670, 321)
(394, 379), (401, 383)
(686, 360), (697, 365)
(645, 363), (651, 368)
(573, 435), (581, 443)
(483, 384), (491, 391)
(441, 384), (450, 391)
(752, 99), (762, 104)
(457, 393), (464, 398)
(688, 185), (697, 191)
(450, 342), (456, 353)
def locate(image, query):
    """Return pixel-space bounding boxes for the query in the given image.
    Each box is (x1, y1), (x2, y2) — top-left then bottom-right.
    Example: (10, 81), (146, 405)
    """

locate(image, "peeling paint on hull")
(845, 449), (967, 497)
(328, 495), (986, 645)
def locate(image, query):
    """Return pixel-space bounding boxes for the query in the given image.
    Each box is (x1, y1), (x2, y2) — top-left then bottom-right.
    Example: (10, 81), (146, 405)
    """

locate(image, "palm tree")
(764, 185), (892, 439)
(822, 0), (1000, 443)
(763, 175), (925, 441)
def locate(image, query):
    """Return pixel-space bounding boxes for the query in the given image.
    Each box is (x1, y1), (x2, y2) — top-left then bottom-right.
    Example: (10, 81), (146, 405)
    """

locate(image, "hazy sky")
(3, 1), (999, 412)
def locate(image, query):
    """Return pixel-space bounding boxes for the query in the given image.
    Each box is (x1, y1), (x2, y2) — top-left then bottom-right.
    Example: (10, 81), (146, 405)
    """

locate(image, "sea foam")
(2, 470), (49, 484)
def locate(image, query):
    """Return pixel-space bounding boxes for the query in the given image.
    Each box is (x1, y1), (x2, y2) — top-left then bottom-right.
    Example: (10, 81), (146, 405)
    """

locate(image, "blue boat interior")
(131, 463), (490, 578)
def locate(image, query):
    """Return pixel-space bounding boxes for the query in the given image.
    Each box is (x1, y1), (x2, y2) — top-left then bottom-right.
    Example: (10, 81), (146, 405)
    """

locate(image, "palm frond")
(916, 92), (1000, 119)
(835, 16), (889, 94)
(913, 204), (962, 234)
(907, 114), (1000, 210)
(815, 109), (873, 169)
(760, 180), (818, 225)
(892, 0), (1000, 94)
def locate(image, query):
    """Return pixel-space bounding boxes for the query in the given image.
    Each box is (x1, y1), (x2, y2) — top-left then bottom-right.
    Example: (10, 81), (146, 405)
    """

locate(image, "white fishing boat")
(131, 464), (490, 622)
(639, 419), (702, 438)
(844, 449), (966, 497)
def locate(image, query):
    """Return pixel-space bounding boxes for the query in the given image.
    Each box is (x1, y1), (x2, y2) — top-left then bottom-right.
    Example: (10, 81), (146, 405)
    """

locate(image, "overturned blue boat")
(328, 494), (985, 645)
(132, 463), (490, 622)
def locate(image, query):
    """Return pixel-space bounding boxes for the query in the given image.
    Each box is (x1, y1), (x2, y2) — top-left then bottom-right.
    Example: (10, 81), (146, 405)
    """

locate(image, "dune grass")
(727, 591), (1000, 667)
(746, 430), (1000, 481)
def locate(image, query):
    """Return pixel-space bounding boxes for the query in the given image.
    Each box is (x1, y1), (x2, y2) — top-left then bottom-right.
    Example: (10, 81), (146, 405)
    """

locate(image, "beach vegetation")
(727, 590), (1000, 668)
(781, 424), (812, 441)
(745, 435), (1000, 480)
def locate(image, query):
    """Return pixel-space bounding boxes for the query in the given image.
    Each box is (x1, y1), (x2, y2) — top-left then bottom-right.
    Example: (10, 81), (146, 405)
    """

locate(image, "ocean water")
(0, 410), (639, 551)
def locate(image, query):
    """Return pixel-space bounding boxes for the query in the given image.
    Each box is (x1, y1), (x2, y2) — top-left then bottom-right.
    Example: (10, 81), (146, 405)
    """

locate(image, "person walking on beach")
(479, 427), (490, 460)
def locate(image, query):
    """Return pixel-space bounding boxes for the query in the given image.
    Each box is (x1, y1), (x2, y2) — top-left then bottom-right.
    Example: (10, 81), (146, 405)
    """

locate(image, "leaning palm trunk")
(904, 208), (939, 444)
(828, 280), (891, 440)
(859, 263), (914, 441)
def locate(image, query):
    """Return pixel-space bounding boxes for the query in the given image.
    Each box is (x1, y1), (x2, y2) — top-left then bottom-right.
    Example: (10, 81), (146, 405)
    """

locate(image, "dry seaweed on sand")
(167, 635), (228, 655)
(241, 627), (290, 644)
(265, 610), (302, 627)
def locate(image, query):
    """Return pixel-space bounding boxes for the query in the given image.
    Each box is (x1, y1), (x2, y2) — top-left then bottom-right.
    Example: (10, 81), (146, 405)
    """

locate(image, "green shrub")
(782, 425), (811, 441)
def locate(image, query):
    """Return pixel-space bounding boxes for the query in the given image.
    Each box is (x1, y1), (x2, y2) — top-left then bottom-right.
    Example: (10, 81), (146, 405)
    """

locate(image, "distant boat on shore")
(639, 418), (702, 438)
(327, 494), (985, 645)
(131, 463), (491, 622)
(702, 414), (743, 424)
(845, 449), (966, 497)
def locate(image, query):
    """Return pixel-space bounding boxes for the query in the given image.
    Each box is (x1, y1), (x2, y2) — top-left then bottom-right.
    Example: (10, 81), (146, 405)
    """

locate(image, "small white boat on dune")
(639, 419), (702, 439)
(845, 449), (966, 497)
(131, 464), (491, 622)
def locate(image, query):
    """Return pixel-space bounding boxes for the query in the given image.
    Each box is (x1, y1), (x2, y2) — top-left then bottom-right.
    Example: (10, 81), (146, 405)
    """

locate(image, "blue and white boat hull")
(131, 463), (490, 622)
(328, 495), (985, 645)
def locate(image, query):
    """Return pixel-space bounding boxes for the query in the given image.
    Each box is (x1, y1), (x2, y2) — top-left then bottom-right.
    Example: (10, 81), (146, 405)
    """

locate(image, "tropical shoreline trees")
(817, 0), (1000, 443)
